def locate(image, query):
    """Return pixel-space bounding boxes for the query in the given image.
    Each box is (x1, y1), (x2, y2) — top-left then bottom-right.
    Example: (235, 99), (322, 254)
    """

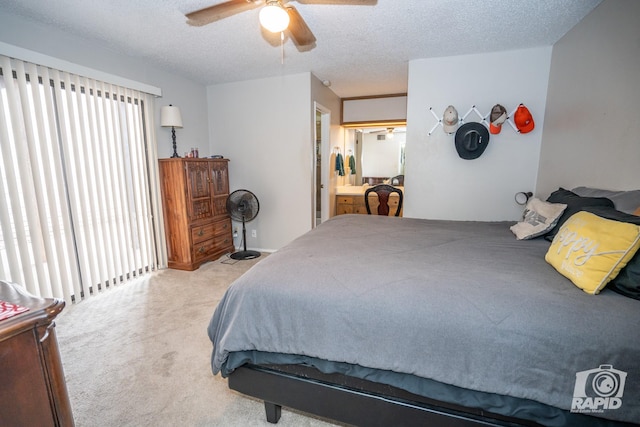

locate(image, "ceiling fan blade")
(285, 6), (317, 47)
(186, 0), (262, 26)
(294, 0), (377, 4)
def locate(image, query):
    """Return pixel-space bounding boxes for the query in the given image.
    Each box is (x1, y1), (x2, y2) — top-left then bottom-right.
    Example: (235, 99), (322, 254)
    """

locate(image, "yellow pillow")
(545, 211), (640, 294)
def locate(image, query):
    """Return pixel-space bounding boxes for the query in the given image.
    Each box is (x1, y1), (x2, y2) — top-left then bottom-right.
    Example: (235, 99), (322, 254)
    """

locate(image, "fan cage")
(226, 189), (261, 260)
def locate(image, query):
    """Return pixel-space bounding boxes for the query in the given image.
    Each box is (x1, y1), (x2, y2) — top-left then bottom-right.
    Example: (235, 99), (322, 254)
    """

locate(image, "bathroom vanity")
(335, 185), (403, 217)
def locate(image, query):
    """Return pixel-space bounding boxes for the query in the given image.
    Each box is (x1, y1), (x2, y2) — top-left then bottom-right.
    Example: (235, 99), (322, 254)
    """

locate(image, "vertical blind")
(0, 55), (166, 303)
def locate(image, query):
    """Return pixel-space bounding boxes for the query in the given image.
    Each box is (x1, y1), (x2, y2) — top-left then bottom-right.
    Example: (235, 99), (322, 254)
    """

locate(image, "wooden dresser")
(0, 280), (74, 427)
(159, 158), (234, 270)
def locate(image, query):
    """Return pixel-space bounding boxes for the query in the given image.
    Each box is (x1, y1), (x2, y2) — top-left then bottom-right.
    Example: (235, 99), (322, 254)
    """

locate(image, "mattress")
(208, 214), (640, 425)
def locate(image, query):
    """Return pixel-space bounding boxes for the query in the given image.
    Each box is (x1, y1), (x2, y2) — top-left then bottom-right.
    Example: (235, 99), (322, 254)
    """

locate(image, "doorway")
(314, 103), (331, 227)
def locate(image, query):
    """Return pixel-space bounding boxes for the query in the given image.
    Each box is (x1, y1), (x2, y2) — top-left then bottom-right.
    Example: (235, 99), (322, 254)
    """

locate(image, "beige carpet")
(56, 254), (341, 427)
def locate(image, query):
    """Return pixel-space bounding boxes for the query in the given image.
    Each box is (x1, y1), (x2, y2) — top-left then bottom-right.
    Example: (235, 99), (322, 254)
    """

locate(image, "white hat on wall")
(442, 105), (459, 134)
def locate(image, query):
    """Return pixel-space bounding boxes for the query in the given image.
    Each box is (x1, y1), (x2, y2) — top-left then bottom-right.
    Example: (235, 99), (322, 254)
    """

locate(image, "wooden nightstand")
(0, 280), (74, 427)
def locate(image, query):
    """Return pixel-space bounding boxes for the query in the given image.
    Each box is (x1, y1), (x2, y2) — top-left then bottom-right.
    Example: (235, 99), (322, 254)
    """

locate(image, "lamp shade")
(160, 105), (183, 128)
(259, 3), (290, 33)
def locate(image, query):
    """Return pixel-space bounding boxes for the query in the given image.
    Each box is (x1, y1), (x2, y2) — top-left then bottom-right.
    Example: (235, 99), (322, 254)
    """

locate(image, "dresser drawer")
(191, 223), (216, 244)
(353, 203), (368, 214)
(337, 196), (353, 205)
(337, 204), (354, 215)
(213, 218), (232, 236)
(191, 218), (231, 244)
(193, 234), (233, 263)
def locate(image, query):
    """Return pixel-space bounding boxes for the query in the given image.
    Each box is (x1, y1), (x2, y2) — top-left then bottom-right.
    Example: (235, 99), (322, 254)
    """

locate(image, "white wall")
(207, 72), (341, 251)
(0, 13), (209, 159)
(536, 0), (640, 196)
(404, 47), (552, 221)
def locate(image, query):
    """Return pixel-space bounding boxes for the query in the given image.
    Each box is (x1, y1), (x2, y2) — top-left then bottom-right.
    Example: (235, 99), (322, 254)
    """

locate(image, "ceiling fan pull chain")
(280, 31), (285, 65)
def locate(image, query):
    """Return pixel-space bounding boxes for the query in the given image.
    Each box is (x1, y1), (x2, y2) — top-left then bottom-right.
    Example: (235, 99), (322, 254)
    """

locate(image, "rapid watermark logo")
(572, 365), (627, 413)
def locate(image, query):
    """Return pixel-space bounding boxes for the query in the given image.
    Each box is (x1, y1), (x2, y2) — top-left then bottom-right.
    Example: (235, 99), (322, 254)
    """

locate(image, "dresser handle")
(198, 229), (204, 236)
(198, 246), (205, 254)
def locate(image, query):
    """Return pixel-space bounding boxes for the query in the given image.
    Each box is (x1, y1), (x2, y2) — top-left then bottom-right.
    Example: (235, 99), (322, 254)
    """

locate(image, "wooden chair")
(364, 184), (403, 216)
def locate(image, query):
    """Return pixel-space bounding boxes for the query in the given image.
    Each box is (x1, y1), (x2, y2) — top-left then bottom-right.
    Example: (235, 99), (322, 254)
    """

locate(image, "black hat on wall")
(454, 122), (490, 160)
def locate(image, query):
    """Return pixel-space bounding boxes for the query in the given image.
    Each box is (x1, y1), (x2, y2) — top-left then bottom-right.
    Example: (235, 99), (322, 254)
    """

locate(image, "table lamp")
(160, 104), (183, 158)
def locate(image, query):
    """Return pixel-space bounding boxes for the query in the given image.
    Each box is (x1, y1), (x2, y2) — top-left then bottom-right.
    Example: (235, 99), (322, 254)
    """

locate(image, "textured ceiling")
(0, 0), (601, 97)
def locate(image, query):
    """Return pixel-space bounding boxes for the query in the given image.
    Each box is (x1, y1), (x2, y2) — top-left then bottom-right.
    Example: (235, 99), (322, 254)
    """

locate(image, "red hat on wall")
(514, 104), (535, 133)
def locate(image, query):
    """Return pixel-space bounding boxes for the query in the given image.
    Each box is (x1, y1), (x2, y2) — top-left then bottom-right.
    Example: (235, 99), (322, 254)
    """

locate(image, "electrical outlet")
(251, 229), (257, 238)
(233, 227), (238, 238)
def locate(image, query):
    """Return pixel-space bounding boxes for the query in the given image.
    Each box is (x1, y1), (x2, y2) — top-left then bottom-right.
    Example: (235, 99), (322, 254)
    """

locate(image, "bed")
(207, 188), (640, 427)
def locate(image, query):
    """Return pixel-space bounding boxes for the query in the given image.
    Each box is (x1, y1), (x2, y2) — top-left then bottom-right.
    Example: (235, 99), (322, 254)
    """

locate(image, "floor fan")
(226, 189), (261, 260)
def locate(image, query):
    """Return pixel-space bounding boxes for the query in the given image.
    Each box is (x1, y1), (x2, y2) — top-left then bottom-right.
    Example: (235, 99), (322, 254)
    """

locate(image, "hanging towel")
(335, 153), (345, 176)
(348, 155), (356, 175)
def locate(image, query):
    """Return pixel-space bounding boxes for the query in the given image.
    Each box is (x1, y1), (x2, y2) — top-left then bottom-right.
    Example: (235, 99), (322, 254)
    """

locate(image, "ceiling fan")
(185, 0), (377, 50)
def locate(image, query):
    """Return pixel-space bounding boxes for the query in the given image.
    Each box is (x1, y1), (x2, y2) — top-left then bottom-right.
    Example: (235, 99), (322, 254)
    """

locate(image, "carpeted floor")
(56, 253), (341, 427)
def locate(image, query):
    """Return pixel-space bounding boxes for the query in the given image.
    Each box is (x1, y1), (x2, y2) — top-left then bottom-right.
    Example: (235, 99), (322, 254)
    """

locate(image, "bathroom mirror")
(344, 127), (406, 186)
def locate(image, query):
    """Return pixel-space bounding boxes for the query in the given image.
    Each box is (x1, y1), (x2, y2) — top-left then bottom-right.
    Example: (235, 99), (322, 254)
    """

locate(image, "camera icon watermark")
(571, 364), (627, 413)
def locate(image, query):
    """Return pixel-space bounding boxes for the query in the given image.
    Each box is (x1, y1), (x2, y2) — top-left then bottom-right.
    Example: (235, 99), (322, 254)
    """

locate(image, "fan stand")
(230, 215), (261, 260)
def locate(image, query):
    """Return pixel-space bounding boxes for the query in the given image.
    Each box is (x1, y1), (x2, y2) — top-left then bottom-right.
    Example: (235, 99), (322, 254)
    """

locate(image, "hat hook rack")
(428, 107), (442, 135)
(428, 105), (521, 135)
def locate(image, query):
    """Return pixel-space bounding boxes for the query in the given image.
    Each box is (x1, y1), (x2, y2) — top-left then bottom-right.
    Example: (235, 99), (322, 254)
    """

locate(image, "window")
(0, 56), (164, 303)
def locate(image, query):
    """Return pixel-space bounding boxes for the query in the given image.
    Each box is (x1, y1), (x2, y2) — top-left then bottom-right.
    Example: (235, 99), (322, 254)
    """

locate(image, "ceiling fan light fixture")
(259, 2), (290, 33)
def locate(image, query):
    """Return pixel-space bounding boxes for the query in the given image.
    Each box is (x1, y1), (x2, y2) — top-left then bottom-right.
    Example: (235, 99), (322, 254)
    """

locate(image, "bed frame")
(228, 363), (542, 427)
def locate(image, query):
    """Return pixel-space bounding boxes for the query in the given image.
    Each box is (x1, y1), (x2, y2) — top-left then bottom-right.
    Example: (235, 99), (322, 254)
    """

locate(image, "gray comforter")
(208, 215), (640, 424)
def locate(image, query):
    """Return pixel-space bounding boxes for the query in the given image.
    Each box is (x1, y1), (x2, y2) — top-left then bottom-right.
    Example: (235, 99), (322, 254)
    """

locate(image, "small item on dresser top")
(0, 300), (29, 321)
(211, 155), (224, 159)
(160, 104), (183, 158)
(514, 104), (535, 133)
(454, 122), (490, 160)
(489, 104), (508, 134)
(442, 105), (459, 134)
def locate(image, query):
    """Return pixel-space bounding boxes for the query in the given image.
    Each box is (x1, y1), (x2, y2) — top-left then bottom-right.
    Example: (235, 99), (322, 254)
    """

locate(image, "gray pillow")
(572, 186), (640, 215)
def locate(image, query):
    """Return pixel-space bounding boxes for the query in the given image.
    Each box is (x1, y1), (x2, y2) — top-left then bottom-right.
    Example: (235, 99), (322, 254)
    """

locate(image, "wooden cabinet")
(336, 193), (403, 217)
(0, 280), (74, 427)
(159, 158), (234, 270)
(336, 195), (368, 215)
